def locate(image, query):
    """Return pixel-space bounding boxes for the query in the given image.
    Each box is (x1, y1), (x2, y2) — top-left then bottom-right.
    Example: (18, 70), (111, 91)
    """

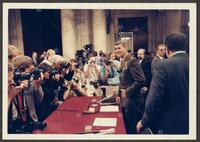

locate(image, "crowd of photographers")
(8, 44), (122, 133)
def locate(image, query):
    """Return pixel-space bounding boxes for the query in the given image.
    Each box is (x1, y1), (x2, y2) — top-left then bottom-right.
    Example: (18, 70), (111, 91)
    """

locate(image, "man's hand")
(115, 96), (121, 104)
(72, 81), (78, 89)
(136, 120), (144, 134)
(19, 80), (29, 89)
(141, 87), (148, 94)
(9, 86), (22, 98)
(120, 89), (127, 99)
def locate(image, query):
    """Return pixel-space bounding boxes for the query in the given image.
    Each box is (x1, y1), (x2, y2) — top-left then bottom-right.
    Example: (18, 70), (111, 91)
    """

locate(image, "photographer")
(8, 63), (29, 133)
(60, 59), (78, 82)
(69, 78), (87, 97)
(84, 57), (102, 96)
(9, 55), (45, 133)
(37, 63), (56, 121)
(49, 69), (63, 105)
(84, 56), (100, 82)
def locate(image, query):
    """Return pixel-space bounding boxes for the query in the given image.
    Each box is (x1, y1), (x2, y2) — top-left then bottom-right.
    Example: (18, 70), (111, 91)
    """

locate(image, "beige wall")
(9, 9), (24, 54)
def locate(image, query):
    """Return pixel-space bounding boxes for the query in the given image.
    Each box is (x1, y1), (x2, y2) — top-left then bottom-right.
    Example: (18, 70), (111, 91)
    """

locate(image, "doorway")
(21, 9), (62, 57)
(118, 17), (148, 55)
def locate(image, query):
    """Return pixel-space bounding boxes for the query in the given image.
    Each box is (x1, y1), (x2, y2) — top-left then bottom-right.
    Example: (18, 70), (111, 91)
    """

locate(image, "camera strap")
(17, 91), (27, 122)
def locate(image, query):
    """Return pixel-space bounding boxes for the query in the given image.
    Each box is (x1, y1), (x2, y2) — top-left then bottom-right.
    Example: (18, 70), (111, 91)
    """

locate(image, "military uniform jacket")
(119, 53), (145, 108)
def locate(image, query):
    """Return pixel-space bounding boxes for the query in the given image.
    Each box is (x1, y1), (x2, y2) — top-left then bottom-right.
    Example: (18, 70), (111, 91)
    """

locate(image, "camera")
(13, 67), (43, 85)
(31, 67), (43, 80)
(50, 69), (60, 77)
(14, 71), (32, 85)
(84, 44), (93, 54)
(90, 81), (99, 89)
(72, 77), (79, 84)
(59, 62), (71, 70)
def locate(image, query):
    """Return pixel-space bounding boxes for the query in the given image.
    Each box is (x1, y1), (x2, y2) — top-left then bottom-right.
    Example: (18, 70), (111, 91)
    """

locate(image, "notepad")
(93, 118), (117, 127)
(100, 105), (119, 112)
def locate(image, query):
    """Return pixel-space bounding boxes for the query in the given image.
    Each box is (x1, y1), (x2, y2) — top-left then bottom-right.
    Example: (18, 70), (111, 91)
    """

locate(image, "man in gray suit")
(151, 44), (166, 76)
(115, 40), (145, 134)
(136, 32), (189, 134)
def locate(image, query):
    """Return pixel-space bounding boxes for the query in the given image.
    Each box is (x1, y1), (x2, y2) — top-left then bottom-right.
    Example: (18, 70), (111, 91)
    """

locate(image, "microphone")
(97, 95), (114, 104)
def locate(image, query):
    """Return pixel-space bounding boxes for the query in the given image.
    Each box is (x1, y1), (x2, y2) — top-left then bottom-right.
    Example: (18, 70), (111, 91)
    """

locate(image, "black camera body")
(14, 67), (43, 85)
(32, 68), (43, 80)
(14, 71), (32, 85)
(90, 81), (99, 89)
(50, 69), (60, 78)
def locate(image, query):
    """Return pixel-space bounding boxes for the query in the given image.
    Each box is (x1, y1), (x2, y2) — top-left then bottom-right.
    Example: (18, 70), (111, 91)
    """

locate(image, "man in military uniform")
(115, 40), (145, 134)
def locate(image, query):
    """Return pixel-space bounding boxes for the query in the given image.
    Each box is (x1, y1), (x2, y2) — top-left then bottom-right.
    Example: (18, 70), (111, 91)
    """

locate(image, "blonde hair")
(47, 49), (56, 57)
(8, 45), (22, 62)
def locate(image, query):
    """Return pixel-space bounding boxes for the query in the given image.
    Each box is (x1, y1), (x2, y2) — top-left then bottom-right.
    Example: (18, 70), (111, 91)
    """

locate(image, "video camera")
(84, 44), (93, 54)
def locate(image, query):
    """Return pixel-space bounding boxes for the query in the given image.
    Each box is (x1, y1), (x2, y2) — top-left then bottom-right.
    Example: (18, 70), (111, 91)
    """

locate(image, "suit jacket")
(119, 54), (145, 108)
(141, 53), (189, 134)
(140, 57), (152, 88)
(151, 55), (161, 76)
(23, 82), (44, 122)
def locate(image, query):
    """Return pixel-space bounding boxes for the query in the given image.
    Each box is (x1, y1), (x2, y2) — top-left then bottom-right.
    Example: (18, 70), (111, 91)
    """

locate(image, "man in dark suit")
(151, 44), (166, 76)
(136, 32), (189, 134)
(137, 48), (152, 88)
(115, 40), (145, 134)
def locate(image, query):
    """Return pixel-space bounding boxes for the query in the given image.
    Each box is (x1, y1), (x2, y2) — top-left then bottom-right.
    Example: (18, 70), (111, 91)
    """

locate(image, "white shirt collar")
(171, 50), (186, 57)
(157, 53), (163, 60)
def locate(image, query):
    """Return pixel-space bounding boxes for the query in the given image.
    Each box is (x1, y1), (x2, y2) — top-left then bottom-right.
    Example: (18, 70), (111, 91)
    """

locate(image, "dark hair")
(115, 40), (128, 48)
(38, 62), (52, 73)
(165, 32), (188, 52)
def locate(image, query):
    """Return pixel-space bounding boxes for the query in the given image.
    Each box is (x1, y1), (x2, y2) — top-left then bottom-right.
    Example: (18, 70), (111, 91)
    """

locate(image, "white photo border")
(2, 3), (197, 140)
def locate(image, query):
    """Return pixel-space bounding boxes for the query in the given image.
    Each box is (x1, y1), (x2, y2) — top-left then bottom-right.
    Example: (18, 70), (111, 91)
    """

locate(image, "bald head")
(137, 48), (146, 60)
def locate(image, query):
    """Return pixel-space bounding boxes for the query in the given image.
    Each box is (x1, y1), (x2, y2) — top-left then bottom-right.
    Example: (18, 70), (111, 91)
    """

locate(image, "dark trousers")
(122, 107), (129, 134)
(122, 105), (142, 134)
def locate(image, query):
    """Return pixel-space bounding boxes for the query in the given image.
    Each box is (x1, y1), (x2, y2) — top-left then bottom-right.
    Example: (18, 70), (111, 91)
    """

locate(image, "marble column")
(165, 10), (181, 36)
(9, 9), (24, 54)
(60, 9), (76, 60)
(92, 10), (107, 53)
(80, 10), (91, 48)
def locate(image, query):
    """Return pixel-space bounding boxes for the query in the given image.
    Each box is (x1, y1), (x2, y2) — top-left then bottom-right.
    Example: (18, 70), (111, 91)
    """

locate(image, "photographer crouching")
(8, 55), (46, 133)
